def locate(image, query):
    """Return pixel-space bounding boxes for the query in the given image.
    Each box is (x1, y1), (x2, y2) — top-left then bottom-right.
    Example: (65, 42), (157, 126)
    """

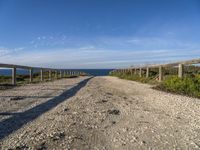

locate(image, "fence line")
(0, 63), (86, 85)
(110, 58), (200, 82)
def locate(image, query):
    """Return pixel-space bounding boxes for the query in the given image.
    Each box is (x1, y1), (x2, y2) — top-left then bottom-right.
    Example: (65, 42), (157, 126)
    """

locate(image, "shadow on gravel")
(0, 77), (92, 140)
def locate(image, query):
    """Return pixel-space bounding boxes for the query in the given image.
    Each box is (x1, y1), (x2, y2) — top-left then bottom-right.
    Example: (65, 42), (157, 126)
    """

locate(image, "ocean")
(0, 69), (113, 76)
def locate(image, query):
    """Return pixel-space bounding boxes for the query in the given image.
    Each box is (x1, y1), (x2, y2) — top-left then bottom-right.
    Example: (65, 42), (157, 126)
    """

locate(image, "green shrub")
(160, 75), (200, 98)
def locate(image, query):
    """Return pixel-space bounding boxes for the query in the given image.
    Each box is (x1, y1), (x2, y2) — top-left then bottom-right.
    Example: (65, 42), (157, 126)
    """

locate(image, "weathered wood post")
(159, 66), (163, 82)
(12, 67), (16, 85)
(178, 64), (184, 78)
(146, 67), (149, 78)
(49, 70), (52, 80)
(139, 68), (142, 77)
(40, 69), (43, 81)
(130, 69), (133, 76)
(29, 68), (33, 82)
(134, 68), (137, 75)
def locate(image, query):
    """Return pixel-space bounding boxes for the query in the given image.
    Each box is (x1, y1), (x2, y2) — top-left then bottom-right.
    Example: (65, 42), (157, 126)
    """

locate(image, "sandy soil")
(0, 76), (200, 150)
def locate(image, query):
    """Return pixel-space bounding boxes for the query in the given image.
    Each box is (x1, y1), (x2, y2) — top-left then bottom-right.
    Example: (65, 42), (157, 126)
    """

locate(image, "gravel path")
(0, 76), (200, 149)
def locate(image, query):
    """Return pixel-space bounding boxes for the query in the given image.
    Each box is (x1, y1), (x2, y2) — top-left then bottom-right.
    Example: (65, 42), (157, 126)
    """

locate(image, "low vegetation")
(110, 72), (200, 98)
(0, 72), (80, 86)
(158, 75), (200, 98)
(109, 72), (158, 84)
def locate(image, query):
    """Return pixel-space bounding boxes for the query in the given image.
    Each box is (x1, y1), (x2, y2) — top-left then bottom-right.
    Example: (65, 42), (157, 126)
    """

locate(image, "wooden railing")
(110, 58), (200, 82)
(0, 63), (86, 85)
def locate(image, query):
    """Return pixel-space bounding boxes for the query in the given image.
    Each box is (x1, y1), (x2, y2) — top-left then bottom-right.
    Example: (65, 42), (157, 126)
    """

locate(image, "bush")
(159, 75), (200, 98)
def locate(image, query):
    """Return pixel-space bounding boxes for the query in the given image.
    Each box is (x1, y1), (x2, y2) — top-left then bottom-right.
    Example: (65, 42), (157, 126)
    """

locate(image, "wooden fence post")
(29, 68), (33, 82)
(146, 67), (149, 78)
(134, 68), (137, 75)
(12, 67), (16, 85)
(55, 70), (58, 79)
(49, 70), (52, 80)
(139, 68), (142, 77)
(159, 66), (163, 82)
(178, 64), (184, 78)
(40, 69), (43, 81)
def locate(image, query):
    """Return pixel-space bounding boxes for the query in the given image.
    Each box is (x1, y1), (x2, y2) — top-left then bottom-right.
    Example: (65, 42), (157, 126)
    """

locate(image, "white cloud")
(0, 45), (199, 69)
(79, 45), (96, 50)
(1, 34), (200, 69)
(0, 47), (24, 57)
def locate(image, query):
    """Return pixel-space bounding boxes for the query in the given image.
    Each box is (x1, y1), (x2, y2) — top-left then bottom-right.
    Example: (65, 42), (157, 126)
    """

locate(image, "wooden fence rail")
(0, 63), (86, 85)
(110, 58), (200, 82)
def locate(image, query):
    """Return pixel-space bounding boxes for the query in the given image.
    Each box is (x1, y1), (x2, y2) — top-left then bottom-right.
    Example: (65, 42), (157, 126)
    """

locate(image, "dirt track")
(0, 76), (200, 150)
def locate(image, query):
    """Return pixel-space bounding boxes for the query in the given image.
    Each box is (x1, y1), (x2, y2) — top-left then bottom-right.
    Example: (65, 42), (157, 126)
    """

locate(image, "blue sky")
(0, 0), (200, 68)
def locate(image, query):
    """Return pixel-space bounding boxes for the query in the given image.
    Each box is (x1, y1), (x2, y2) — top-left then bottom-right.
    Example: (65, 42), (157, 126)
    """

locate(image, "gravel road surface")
(0, 76), (200, 150)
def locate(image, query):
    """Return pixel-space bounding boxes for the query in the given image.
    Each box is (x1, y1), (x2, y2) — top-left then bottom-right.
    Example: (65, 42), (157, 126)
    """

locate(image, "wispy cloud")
(0, 47), (24, 56)
(1, 34), (200, 68)
(0, 45), (199, 68)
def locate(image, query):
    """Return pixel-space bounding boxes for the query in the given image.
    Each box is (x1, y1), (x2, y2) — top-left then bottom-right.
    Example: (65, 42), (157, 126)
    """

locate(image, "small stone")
(36, 142), (47, 150)
(10, 96), (24, 101)
(141, 140), (146, 144)
(102, 100), (108, 103)
(15, 144), (29, 150)
(64, 108), (69, 112)
(112, 121), (116, 124)
(108, 109), (120, 115)
(72, 112), (78, 115)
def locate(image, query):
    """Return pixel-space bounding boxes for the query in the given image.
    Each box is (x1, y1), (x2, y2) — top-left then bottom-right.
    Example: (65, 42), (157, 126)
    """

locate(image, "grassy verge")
(0, 73), (81, 87)
(110, 72), (200, 98)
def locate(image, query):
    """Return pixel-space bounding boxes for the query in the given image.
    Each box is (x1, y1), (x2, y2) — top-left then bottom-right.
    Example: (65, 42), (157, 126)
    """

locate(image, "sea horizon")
(0, 69), (114, 76)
